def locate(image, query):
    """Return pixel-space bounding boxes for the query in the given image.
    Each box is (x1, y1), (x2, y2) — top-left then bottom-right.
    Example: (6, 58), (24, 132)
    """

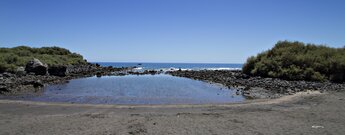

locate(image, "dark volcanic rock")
(128, 70), (161, 75)
(0, 87), (9, 94)
(48, 65), (68, 77)
(66, 64), (97, 75)
(96, 72), (102, 77)
(15, 67), (26, 76)
(23, 80), (44, 88)
(25, 58), (48, 75)
(1, 63), (134, 96)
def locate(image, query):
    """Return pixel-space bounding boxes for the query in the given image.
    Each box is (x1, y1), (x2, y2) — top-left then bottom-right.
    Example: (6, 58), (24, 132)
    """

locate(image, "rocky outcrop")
(66, 64), (98, 75)
(0, 72), (61, 95)
(48, 65), (68, 77)
(48, 64), (102, 77)
(25, 58), (48, 75)
(128, 70), (161, 75)
(15, 67), (26, 76)
(0, 63), (134, 95)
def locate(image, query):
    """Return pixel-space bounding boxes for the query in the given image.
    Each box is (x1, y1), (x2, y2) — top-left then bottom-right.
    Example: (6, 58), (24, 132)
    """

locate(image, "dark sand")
(0, 91), (344, 135)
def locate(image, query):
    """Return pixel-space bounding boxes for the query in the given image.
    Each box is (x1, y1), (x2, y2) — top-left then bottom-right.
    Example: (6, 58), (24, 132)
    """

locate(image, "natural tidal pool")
(13, 74), (245, 104)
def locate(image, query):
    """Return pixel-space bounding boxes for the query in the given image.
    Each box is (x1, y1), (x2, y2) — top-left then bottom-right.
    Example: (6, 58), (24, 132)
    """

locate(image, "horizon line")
(89, 61), (244, 64)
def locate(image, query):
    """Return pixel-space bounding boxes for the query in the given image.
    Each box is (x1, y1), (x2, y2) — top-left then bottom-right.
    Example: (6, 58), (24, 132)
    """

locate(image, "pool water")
(14, 74), (245, 104)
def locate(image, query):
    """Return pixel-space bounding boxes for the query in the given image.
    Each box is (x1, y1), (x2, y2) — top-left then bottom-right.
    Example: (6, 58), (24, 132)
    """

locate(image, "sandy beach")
(0, 90), (344, 135)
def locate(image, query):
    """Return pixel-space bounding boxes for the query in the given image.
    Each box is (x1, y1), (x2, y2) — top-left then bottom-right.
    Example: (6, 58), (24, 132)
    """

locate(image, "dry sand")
(0, 91), (344, 135)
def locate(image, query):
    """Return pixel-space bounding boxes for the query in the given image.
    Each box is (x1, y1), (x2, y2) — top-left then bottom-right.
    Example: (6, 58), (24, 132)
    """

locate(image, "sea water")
(95, 62), (243, 71)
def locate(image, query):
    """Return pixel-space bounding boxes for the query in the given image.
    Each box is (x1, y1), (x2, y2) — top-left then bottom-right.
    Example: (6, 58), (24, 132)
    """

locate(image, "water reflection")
(23, 74), (245, 104)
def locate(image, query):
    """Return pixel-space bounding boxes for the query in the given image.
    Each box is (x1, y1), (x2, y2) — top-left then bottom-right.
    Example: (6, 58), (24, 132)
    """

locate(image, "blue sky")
(1, 0), (345, 63)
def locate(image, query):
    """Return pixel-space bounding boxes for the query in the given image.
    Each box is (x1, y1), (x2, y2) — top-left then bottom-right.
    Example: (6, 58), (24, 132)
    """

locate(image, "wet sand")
(0, 91), (344, 135)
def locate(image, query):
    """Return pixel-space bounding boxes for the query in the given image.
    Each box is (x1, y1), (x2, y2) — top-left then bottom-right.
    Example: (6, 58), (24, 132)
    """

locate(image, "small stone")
(311, 125), (324, 129)
(244, 86), (251, 91)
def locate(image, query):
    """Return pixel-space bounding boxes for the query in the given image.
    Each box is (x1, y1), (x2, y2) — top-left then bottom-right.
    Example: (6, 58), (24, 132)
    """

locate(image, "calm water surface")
(11, 74), (245, 104)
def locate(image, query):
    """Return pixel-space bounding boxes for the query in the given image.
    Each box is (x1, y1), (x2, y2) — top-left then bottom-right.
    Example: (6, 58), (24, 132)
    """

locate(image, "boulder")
(15, 66), (26, 76)
(23, 80), (44, 88)
(32, 80), (44, 88)
(25, 58), (48, 75)
(0, 87), (9, 94)
(2, 72), (13, 78)
(96, 72), (102, 77)
(48, 65), (68, 77)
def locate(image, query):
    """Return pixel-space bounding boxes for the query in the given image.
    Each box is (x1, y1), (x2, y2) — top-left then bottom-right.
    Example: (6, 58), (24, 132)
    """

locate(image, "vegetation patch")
(0, 46), (86, 73)
(243, 41), (345, 82)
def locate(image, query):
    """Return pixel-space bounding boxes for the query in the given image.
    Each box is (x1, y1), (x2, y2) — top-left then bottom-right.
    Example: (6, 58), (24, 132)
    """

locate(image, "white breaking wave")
(134, 67), (143, 70)
(131, 67), (241, 72)
(156, 67), (241, 72)
(205, 68), (242, 71)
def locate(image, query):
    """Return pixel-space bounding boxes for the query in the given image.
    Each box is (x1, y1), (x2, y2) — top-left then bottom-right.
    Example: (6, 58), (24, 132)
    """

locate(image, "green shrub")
(242, 56), (256, 75)
(0, 46), (86, 73)
(243, 41), (345, 82)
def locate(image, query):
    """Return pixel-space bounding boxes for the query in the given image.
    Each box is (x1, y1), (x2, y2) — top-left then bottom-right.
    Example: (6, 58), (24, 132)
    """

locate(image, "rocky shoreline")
(0, 60), (133, 96)
(2, 61), (345, 99)
(167, 70), (345, 99)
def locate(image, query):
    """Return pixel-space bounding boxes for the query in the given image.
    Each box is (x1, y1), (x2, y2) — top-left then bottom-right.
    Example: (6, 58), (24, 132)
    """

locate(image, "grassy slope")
(0, 46), (86, 72)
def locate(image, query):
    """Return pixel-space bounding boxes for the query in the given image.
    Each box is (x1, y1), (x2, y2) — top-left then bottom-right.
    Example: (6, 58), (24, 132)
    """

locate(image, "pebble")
(312, 125), (324, 129)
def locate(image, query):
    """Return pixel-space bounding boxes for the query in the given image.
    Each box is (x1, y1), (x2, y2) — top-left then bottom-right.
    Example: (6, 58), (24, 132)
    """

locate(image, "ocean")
(95, 62), (243, 71)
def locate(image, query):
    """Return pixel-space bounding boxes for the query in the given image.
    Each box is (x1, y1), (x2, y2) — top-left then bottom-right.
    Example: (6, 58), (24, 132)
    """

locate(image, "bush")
(0, 46), (87, 73)
(243, 41), (345, 82)
(242, 56), (256, 75)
